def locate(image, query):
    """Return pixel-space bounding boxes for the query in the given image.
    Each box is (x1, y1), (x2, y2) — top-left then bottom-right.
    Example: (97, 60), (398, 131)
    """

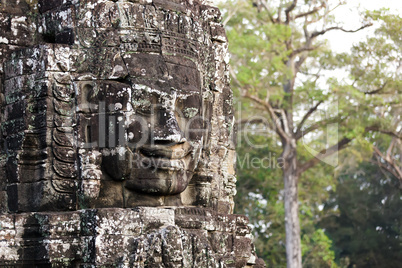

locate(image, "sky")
(212, 0), (401, 53)
(327, 0), (401, 52)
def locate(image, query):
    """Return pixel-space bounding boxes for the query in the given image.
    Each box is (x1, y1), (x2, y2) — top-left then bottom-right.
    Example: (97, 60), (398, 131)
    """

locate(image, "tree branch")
(386, 138), (397, 161)
(291, 45), (321, 57)
(277, 5), (282, 23)
(243, 92), (291, 141)
(229, 67), (243, 88)
(373, 145), (402, 184)
(294, 4), (325, 19)
(295, 101), (323, 136)
(365, 126), (402, 140)
(223, 6), (239, 26)
(285, 0), (298, 24)
(294, 23), (315, 70)
(295, 116), (341, 140)
(236, 116), (275, 132)
(311, 23), (373, 38)
(258, 0), (278, 24)
(295, 54), (309, 71)
(363, 82), (388, 95)
(298, 137), (352, 176)
(237, 118), (265, 126)
(298, 69), (321, 79)
(305, 1), (344, 26)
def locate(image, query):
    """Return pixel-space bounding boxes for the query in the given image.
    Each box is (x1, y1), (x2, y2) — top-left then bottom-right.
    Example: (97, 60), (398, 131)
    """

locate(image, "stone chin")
(125, 169), (194, 195)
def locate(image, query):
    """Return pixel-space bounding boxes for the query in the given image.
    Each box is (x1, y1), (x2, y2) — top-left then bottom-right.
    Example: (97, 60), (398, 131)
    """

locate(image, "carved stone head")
(77, 53), (212, 206)
(101, 55), (208, 196)
(1, 0), (236, 213)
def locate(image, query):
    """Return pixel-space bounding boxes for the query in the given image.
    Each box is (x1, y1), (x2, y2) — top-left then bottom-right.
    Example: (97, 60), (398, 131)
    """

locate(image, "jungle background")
(215, 0), (402, 267)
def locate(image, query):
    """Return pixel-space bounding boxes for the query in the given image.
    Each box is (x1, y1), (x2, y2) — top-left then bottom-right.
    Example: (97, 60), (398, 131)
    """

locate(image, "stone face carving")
(0, 0), (236, 212)
(0, 0), (264, 266)
(98, 55), (208, 198)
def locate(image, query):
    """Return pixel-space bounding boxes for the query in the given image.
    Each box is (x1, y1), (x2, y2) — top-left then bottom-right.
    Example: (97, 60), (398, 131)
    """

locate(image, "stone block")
(234, 236), (253, 259)
(15, 181), (75, 212)
(0, 191), (7, 213)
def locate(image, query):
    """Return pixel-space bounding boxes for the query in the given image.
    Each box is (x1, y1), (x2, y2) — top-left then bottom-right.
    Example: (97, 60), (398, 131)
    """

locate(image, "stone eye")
(176, 95), (201, 119)
(181, 107), (199, 118)
(132, 98), (152, 114)
(132, 92), (158, 115)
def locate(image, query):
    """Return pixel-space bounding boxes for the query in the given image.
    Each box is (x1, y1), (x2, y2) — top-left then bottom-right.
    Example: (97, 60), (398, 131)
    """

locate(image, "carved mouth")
(139, 143), (193, 159)
(138, 156), (188, 171)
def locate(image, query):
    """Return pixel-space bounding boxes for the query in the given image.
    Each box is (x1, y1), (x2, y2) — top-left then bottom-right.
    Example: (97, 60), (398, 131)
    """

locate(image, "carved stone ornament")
(0, 0), (265, 266)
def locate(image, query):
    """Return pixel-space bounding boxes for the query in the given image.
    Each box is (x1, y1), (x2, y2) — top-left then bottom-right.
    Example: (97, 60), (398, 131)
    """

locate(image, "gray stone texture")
(0, 0), (264, 266)
(0, 207), (266, 267)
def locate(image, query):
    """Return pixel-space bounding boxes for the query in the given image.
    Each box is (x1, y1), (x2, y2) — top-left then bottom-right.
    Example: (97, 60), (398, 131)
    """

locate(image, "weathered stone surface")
(0, 0), (264, 266)
(1, 0), (237, 213)
(0, 208), (262, 267)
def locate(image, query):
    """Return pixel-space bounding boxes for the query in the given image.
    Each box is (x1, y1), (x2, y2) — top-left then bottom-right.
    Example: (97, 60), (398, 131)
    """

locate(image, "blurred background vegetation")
(216, 0), (402, 267)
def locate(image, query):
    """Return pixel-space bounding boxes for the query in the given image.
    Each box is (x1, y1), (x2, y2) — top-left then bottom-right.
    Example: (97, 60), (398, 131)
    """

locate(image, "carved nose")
(152, 110), (186, 144)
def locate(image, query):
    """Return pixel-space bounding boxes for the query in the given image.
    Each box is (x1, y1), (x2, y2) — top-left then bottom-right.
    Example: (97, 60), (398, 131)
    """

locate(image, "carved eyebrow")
(133, 84), (169, 97)
(175, 91), (202, 98)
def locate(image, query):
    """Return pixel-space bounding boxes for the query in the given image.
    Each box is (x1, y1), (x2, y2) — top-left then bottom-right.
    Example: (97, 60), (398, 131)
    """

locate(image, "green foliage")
(321, 162), (402, 267)
(221, 0), (401, 267)
(224, 0), (293, 104)
(302, 229), (338, 268)
(234, 135), (286, 266)
(235, 134), (339, 267)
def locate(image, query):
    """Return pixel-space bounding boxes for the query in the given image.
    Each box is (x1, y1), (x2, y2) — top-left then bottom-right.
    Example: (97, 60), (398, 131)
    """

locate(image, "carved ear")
(79, 83), (97, 114)
(202, 91), (214, 148)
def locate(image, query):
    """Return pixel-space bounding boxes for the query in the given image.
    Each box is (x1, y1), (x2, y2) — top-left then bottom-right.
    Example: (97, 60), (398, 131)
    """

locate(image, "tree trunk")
(282, 141), (302, 268)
